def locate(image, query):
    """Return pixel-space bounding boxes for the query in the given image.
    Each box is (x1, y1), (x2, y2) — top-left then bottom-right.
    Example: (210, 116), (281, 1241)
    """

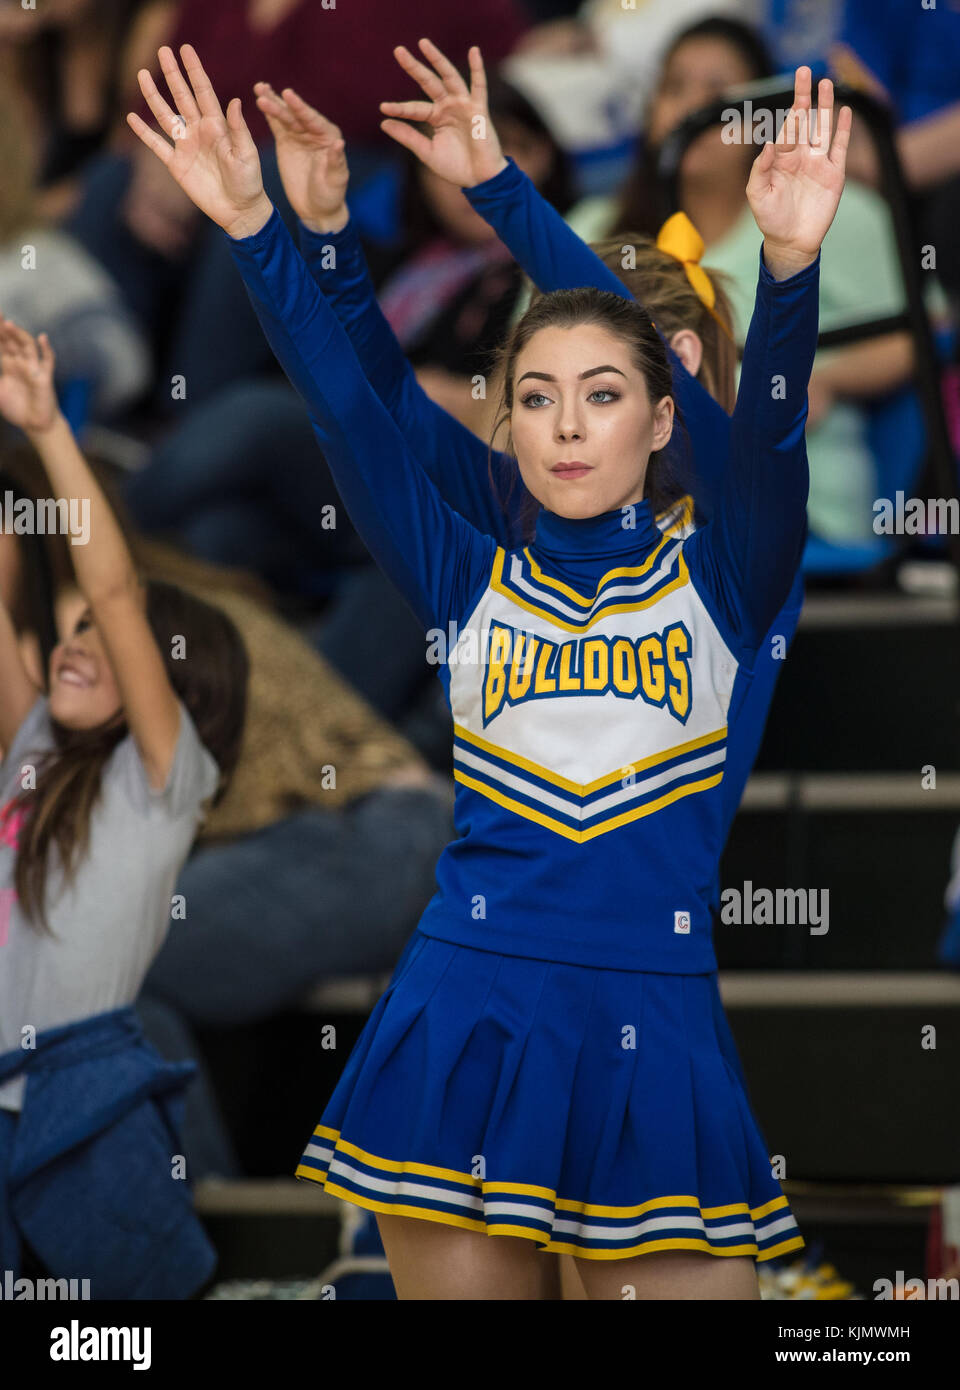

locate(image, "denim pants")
(136, 784), (455, 1175)
(122, 377), (372, 597)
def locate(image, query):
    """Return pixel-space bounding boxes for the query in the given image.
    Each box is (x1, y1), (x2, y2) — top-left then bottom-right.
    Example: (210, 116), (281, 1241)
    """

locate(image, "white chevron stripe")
(506, 544), (683, 623)
(454, 743), (727, 821)
(318, 1153), (795, 1245)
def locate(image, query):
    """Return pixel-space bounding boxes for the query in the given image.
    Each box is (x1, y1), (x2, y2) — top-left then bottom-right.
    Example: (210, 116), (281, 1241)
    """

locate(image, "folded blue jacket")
(0, 1004), (216, 1299)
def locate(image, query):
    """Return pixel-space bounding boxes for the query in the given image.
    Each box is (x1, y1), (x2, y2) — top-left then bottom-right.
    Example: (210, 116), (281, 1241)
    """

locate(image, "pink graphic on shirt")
(0, 798), (25, 946)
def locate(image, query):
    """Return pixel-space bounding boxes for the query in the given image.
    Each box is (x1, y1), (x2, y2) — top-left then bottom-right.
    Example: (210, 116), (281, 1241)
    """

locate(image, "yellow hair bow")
(655, 212), (735, 343)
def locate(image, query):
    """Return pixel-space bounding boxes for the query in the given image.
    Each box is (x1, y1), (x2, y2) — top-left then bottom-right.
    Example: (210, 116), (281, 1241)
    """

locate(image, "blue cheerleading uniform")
(294, 156), (805, 859)
(226, 207), (818, 1260)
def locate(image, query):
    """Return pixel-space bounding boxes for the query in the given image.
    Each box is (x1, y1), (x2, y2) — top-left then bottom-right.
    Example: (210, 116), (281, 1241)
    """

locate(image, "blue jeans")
(122, 377), (371, 597)
(143, 785), (454, 1029)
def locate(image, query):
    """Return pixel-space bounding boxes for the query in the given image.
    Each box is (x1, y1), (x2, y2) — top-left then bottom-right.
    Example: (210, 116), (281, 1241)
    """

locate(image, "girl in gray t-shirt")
(0, 313), (249, 1111)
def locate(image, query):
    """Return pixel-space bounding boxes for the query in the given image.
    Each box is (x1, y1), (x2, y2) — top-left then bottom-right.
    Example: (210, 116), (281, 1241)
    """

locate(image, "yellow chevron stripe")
(454, 722), (727, 795)
(488, 546), (690, 632)
(453, 769), (725, 841)
(520, 531), (674, 604)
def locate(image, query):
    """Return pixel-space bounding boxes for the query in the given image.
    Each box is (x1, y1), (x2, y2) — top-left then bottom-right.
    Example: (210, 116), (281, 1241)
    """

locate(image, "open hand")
(746, 67), (851, 278)
(126, 44), (272, 239)
(254, 82), (349, 232)
(379, 39), (507, 189)
(0, 317), (58, 436)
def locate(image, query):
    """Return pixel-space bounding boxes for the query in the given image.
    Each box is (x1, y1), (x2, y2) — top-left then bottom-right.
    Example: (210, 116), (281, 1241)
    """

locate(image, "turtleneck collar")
(532, 499), (663, 562)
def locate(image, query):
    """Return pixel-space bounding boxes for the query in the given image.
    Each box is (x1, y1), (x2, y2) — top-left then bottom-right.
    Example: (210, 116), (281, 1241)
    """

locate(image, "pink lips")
(551, 462), (592, 480)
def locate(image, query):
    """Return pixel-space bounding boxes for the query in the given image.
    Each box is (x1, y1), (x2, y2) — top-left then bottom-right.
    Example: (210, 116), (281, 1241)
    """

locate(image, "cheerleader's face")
(510, 322), (674, 520)
(48, 604), (124, 731)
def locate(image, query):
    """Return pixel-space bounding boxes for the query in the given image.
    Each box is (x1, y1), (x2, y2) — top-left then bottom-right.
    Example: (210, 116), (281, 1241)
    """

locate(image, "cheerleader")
(253, 47), (804, 875)
(129, 47), (847, 1299)
(0, 316), (248, 1294)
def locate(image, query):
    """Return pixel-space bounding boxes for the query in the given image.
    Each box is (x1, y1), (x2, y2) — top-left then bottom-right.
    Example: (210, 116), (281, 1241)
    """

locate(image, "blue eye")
(588, 388), (620, 403)
(520, 391), (551, 408)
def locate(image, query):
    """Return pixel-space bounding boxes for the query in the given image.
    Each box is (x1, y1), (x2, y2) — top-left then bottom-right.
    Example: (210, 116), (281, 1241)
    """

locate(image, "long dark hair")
(11, 580), (248, 934)
(487, 286), (686, 540)
(614, 15), (776, 238)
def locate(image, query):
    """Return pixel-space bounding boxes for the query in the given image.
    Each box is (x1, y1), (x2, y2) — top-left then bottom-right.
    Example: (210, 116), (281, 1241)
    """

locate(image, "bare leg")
(376, 1212), (546, 1300)
(559, 1253), (589, 1299)
(574, 1249), (760, 1301)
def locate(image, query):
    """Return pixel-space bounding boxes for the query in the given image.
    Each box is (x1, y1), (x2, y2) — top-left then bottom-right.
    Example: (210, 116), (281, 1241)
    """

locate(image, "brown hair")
(11, 579), (249, 934)
(589, 235), (737, 413)
(487, 286), (685, 541)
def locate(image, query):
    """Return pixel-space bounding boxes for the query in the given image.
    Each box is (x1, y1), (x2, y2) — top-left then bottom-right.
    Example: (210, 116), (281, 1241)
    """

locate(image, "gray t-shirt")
(0, 697), (220, 1111)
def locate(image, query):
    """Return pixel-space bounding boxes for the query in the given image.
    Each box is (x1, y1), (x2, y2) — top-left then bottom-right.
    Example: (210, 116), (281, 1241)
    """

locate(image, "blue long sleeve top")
(0, 1006), (215, 1298)
(227, 206), (817, 971)
(295, 157), (805, 843)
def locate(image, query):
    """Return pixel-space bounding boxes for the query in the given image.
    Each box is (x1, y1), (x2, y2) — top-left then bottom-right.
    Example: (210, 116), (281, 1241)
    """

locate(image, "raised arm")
(686, 71), (849, 656)
(127, 45), (496, 635)
(0, 316), (181, 790)
(252, 80), (520, 547)
(380, 39), (733, 520)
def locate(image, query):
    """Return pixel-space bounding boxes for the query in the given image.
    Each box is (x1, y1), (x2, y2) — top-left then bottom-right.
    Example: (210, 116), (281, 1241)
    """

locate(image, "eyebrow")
(517, 365), (627, 383)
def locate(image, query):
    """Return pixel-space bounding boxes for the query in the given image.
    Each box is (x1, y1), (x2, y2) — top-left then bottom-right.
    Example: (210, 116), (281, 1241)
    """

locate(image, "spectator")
(563, 15), (916, 550)
(60, 0), (528, 420)
(0, 76), (151, 422)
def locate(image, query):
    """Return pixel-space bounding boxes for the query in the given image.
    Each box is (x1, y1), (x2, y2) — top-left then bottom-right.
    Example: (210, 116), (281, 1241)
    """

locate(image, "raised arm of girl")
(127, 45), (497, 639)
(684, 70), (850, 657)
(381, 40), (733, 515)
(252, 81), (519, 547)
(0, 317), (182, 789)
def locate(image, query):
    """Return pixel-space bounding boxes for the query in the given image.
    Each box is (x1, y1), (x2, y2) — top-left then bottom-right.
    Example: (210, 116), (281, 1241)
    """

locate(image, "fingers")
(379, 117), (434, 164)
(416, 37), (468, 96)
(254, 81), (299, 129)
(157, 44), (201, 127)
(468, 46), (488, 106)
(379, 99), (434, 123)
(224, 95), (256, 155)
(813, 75), (833, 152)
(828, 104), (852, 174)
(793, 64), (812, 112)
(125, 108), (174, 165)
(0, 316), (43, 367)
(134, 65), (182, 142)
(281, 86), (341, 136)
(392, 43), (446, 101)
(178, 43), (226, 122)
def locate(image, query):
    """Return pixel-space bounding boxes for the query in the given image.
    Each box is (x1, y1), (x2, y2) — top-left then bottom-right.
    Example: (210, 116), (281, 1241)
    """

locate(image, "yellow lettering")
(637, 635), (665, 703)
(534, 641), (557, 693)
(558, 642), (580, 691)
(665, 626), (691, 718)
(484, 626), (512, 720)
(583, 638), (608, 690)
(611, 638), (638, 694)
(507, 632), (537, 700)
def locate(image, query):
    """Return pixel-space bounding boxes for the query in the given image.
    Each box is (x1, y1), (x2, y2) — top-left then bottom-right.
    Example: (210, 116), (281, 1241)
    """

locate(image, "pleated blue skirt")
(295, 930), (803, 1263)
